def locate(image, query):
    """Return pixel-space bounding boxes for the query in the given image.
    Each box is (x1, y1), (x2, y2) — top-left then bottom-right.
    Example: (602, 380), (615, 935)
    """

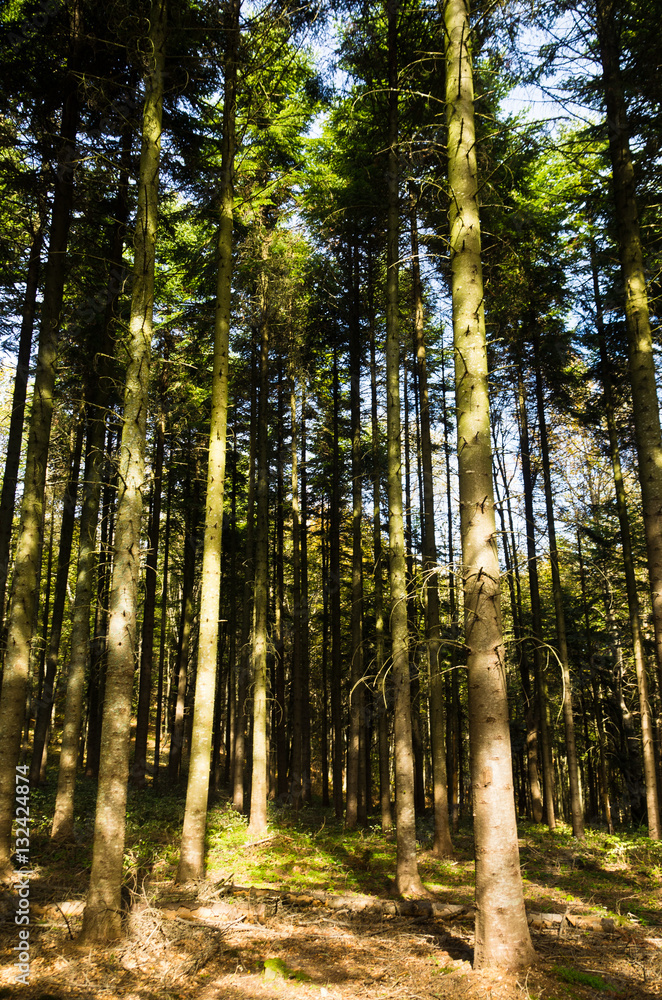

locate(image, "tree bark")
(532, 336), (585, 840)
(410, 193), (453, 855)
(595, 0), (662, 716)
(444, 0), (535, 967)
(176, 0), (239, 877)
(386, 0), (425, 897)
(80, 0), (166, 939)
(0, 62), (79, 872)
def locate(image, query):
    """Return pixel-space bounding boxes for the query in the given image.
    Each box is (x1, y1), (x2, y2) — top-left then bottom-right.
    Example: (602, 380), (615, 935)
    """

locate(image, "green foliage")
(552, 965), (615, 991)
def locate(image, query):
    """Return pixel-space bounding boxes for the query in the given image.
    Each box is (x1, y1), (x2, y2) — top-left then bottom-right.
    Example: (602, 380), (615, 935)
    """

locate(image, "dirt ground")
(1, 879), (660, 1000)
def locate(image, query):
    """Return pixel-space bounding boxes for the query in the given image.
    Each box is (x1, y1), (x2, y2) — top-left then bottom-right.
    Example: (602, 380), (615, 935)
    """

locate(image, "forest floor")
(1, 781), (661, 1000)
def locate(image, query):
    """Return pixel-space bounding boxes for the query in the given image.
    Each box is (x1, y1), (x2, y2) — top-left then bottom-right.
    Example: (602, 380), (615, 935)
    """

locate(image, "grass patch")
(552, 965), (615, 991)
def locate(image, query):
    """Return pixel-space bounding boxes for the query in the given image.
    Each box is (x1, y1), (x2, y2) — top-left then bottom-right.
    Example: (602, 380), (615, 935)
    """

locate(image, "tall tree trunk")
(515, 366), (555, 830)
(30, 411), (84, 785)
(370, 284), (392, 834)
(233, 354), (257, 812)
(299, 394), (311, 802)
(0, 56), (80, 871)
(132, 408), (165, 786)
(154, 455), (172, 787)
(347, 239), (364, 829)
(532, 337), (585, 840)
(168, 486), (197, 786)
(386, 0), (425, 897)
(80, 0), (166, 939)
(289, 379), (303, 806)
(273, 368), (288, 799)
(492, 426), (543, 823)
(595, 0), (662, 715)
(321, 498), (330, 808)
(410, 193), (452, 855)
(0, 214), (45, 643)
(330, 350), (343, 819)
(591, 251), (660, 838)
(248, 232), (270, 837)
(176, 0), (239, 877)
(444, 0), (535, 967)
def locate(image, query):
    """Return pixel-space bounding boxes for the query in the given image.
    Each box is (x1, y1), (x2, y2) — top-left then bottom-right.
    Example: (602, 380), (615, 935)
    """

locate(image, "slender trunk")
(321, 498), (330, 807)
(370, 283), (392, 834)
(386, 0), (425, 897)
(299, 395), (311, 801)
(0, 217), (45, 641)
(444, 0), (534, 966)
(532, 336), (585, 840)
(274, 370), (287, 799)
(591, 253), (660, 837)
(233, 357), (257, 812)
(411, 194), (452, 854)
(132, 409), (165, 785)
(248, 236), (270, 837)
(154, 455), (172, 787)
(347, 239), (364, 829)
(168, 497), (196, 785)
(596, 0), (662, 712)
(330, 351), (343, 819)
(0, 66), (79, 872)
(176, 0), (238, 876)
(290, 379), (303, 805)
(516, 366), (555, 829)
(30, 411), (84, 785)
(81, 1), (166, 938)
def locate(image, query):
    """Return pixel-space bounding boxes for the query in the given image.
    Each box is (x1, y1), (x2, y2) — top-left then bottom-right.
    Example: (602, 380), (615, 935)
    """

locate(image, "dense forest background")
(1, 0), (662, 981)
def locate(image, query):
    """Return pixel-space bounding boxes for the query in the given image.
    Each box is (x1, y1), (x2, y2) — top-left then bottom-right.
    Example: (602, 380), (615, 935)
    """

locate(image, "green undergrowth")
(22, 772), (662, 929)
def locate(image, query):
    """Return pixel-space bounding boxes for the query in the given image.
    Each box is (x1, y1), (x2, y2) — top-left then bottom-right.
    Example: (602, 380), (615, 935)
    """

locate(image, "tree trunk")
(80, 1), (166, 939)
(248, 235), (270, 838)
(30, 411), (84, 785)
(444, 0), (535, 967)
(330, 350), (343, 820)
(346, 239), (364, 829)
(154, 456), (172, 787)
(132, 408), (165, 786)
(591, 250), (660, 837)
(410, 193), (452, 855)
(515, 366), (555, 830)
(596, 0), (662, 717)
(289, 379), (303, 806)
(532, 337), (585, 841)
(0, 65), (79, 871)
(386, 0), (425, 897)
(370, 285), (392, 834)
(299, 394), (311, 802)
(176, 0), (239, 877)
(0, 215), (45, 641)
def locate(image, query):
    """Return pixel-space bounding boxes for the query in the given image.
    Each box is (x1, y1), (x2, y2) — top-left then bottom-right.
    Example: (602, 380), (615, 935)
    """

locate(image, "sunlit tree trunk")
(386, 0), (425, 896)
(80, 0), (166, 938)
(596, 0), (662, 732)
(444, 0), (535, 967)
(330, 350), (343, 819)
(0, 59), (79, 873)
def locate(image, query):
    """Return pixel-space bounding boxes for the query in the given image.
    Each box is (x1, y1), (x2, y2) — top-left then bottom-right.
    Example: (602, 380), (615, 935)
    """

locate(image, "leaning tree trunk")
(386, 0), (426, 897)
(0, 76), (79, 874)
(444, 0), (535, 968)
(596, 0), (662, 721)
(80, 0), (166, 940)
(176, 0), (239, 879)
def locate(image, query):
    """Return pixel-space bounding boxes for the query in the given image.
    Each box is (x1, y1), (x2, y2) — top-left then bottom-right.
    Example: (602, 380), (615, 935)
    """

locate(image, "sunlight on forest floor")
(1, 781), (661, 1000)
